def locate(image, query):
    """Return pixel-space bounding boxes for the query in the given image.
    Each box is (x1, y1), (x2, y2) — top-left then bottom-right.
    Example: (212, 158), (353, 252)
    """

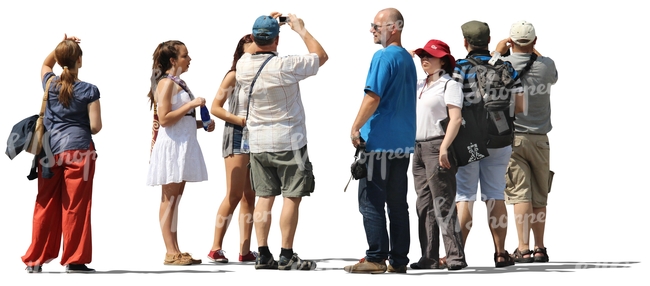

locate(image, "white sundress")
(147, 90), (208, 186)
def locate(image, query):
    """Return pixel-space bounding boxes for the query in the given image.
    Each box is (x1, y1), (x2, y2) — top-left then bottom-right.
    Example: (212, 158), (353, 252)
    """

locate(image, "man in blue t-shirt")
(345, 7), (417, 274)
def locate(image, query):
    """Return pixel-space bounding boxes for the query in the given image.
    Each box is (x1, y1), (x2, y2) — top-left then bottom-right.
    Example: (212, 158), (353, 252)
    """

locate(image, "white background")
(1, 0), (646, 284)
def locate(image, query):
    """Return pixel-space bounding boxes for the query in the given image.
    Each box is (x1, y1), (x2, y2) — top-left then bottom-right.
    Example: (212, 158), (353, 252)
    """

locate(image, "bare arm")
(156, 78), (205, 127)
(350, 92), (380, 147)
(210, 71), (246, 126)
(41, 50), (56, 81)
(88, 100), (102, 134)
(493, 38), (511, 56)
(288, 14), (328, 66)
(42, 34), (81, 80)
(439, 105), (461, 169)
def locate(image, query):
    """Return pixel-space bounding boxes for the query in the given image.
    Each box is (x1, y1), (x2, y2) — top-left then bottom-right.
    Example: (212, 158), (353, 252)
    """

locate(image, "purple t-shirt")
(42, 72), (100, 155)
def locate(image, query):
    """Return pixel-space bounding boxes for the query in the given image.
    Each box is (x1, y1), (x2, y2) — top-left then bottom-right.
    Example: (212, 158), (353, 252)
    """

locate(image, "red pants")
(21, 147), (96, 266)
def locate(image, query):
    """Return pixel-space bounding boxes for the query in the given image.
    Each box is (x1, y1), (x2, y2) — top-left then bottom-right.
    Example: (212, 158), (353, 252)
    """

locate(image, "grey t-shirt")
(503, 53), (558, 134)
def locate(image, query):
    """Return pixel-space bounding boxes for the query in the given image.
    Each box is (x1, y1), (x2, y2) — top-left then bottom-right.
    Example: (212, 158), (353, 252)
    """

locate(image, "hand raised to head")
(63, 33), (81, 43)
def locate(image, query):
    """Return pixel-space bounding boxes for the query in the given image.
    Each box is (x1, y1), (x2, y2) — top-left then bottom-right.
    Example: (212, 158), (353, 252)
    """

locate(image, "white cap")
(510, 21), (536, 46)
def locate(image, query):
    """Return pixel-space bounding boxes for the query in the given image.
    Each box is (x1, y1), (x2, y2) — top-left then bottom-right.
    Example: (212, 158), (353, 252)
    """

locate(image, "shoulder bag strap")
(443, 79), (452, 120)
(40, 77), (54, 117)
(165, 74), (197, 117)
(245, 54), (276, 122)
(514, 53), (538, 81)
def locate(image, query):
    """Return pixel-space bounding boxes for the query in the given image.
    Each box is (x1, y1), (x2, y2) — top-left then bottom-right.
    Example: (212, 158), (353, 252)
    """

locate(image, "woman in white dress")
(147, 40), (215, 265)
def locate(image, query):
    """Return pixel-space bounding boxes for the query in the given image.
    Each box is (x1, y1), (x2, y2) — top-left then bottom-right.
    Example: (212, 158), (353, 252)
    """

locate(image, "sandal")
(494, 251), (515, 268)
(439, 257), (448, 269)
(533, 247), (549, 262)
(511, 248), (534, 263)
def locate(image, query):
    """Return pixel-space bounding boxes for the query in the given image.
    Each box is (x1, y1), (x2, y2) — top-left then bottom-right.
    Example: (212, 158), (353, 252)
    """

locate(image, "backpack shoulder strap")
(465, 57), (481, 67)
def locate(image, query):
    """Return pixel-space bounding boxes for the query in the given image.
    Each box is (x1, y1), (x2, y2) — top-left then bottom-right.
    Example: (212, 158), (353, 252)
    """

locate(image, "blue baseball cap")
(252, 15), (280, 41)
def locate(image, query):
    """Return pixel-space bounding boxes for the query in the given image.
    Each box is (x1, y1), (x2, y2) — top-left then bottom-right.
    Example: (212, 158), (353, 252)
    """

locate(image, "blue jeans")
(358, 151), (411, 266)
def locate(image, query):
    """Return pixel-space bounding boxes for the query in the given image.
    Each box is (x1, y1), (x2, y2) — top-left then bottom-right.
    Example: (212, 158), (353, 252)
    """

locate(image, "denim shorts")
(232, 124), (243, 155)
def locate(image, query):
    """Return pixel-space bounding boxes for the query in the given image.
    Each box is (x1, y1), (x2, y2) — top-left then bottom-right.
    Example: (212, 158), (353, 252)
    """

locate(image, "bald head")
(377, 8), (404, 30)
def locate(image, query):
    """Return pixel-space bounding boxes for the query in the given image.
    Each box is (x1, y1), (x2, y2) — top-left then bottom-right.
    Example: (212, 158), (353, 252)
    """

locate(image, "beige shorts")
(249, 145), (315, 198)
(505, 134), (552, 207)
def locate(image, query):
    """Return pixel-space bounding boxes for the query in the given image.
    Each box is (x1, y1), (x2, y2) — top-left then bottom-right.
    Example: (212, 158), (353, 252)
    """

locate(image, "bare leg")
(486, 199), (508, 262)
(254, 196), (275, 248)
(513, 202), (533, 258)
(238, 168), (256, 255)
(532, 206), (546, 256)
(456, 201), (474, 246)
(211, 154), (252, 253)
(280, 197), (301, 249)
(160, 182), (185, 255)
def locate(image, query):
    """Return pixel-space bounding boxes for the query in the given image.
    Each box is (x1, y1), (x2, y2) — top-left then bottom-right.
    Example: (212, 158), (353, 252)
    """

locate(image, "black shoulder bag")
(440, 79), (489, 166)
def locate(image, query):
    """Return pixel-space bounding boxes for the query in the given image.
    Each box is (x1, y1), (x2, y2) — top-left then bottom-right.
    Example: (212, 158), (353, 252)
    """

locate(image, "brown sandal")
(511, 248), (534, 263)
(494, 251), (515, 267)
(533, 247), (549, 262)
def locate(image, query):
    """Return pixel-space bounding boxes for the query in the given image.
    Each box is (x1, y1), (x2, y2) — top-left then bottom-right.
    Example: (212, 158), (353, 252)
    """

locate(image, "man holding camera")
(236, 12), (328, 270)
(495, 20), (558, 264)
(345, 7), (417, 274)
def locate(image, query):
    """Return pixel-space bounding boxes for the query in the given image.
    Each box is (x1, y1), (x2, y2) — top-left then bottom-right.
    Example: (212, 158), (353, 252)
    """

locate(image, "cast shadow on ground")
(310, 259), (641, 274)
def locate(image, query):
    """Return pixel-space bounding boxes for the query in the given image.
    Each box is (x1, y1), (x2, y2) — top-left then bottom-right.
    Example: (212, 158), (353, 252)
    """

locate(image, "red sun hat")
(413, 39), (456, 70)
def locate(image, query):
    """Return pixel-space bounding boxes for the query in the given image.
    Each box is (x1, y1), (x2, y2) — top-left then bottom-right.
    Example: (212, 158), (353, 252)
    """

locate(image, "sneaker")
(181, 252), (202, 264)
(26, 265), (42, 273)
(66, 264), (95, 273)
(278, 253), (317, 270)
(255, 253), (279, 269)
(164, 253), (193, 265)
(239, 251), (258, 262)
(344, 258), (387, 274)
(207, 249), (228, 263)
(387, 264), (407, 273)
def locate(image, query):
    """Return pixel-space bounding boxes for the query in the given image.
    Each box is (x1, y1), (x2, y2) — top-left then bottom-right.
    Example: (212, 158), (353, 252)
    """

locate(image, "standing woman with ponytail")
(147, 40), (216, 265)
(22, 34), (102, 273)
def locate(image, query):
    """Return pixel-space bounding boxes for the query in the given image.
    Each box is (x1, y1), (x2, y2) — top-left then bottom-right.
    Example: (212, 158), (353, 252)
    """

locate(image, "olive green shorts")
(249, 145), (315, 197)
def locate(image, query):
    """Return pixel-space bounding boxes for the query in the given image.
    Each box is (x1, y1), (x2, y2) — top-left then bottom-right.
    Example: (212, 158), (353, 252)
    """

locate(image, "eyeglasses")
(370, 23), (394, 31)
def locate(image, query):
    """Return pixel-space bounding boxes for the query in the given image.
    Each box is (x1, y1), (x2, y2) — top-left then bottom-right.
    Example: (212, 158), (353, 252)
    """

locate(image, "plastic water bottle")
(200, 106), (210, 131)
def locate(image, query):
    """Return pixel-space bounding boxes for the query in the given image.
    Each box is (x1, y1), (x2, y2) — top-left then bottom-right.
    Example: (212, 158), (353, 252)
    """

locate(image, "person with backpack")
(495, 20), (558, 263)
(451, 20), (524, 268)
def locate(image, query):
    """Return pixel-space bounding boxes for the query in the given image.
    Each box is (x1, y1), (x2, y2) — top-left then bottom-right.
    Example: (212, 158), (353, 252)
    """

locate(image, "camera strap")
(344, 142), (366, 192)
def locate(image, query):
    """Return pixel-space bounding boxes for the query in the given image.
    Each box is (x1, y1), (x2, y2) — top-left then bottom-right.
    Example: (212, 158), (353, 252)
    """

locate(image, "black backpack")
(465, 56), (517, 148)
